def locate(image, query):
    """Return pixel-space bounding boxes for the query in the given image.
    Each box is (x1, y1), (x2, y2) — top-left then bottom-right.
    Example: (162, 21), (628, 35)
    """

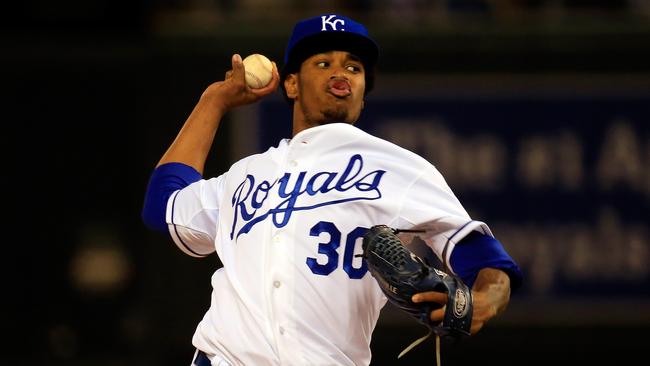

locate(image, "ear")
(284, 73), (298, 100)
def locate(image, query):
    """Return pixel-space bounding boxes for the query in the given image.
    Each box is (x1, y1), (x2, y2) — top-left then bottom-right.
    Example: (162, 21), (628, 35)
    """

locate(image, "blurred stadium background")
(4, 1), (649, 365)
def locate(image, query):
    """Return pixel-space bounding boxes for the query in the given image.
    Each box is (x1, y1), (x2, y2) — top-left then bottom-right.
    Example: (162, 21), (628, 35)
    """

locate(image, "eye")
(346, 64), (362, 73)
(317, 61), (329, 68)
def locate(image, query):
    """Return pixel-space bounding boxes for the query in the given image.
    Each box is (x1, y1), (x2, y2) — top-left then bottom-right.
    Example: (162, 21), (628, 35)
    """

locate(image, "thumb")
(231, 54), (245, 82)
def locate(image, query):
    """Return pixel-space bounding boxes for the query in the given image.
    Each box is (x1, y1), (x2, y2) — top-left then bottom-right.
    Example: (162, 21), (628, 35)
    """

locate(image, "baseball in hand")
(242, 54), (273, 89)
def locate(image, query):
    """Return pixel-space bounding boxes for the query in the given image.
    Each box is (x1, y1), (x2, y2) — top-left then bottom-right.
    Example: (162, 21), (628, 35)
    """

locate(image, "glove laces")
(398, 330), (442, 366)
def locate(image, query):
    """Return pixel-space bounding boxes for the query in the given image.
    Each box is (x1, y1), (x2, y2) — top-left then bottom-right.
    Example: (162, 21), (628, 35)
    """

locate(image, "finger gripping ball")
(242, 54), (273, 89)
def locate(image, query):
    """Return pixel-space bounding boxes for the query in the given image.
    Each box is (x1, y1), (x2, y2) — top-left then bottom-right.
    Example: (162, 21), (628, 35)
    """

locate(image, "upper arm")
(141, 162), (226, 257)
(166, 176), (226, 257)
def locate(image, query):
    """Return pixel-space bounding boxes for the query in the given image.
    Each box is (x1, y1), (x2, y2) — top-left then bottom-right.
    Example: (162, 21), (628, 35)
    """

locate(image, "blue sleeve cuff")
(450, 231), (523, 291)
(141, 162), (203, 233)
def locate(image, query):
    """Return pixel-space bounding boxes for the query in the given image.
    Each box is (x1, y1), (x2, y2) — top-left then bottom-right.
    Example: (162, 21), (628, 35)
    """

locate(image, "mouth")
(327, 79), (351, 98)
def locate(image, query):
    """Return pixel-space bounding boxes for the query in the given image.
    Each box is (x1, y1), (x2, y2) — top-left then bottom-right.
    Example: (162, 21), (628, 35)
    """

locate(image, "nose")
(329, 65), (349, 80)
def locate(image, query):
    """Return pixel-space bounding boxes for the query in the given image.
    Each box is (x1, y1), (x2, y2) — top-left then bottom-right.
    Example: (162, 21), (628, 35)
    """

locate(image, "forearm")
(157, 90), (226, 174)
(155, 54), (279, 173)
(472, 267), (511, 317)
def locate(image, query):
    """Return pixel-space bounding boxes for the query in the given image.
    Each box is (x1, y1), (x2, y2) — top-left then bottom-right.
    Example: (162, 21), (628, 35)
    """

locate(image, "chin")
(322, 106), (359, 124)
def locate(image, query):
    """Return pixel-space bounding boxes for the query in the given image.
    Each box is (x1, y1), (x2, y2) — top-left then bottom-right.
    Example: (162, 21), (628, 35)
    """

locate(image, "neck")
(291, 105), (354, 136)
(292, 118), (353, 137)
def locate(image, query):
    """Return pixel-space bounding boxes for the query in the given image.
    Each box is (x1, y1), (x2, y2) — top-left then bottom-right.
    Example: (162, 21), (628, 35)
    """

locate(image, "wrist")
(200, 85), (229, 116)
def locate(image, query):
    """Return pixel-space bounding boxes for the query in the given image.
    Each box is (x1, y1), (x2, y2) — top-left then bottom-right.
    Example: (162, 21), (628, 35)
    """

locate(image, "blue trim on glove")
(450, 231), (523, 291)
(141, 162), (202, 233)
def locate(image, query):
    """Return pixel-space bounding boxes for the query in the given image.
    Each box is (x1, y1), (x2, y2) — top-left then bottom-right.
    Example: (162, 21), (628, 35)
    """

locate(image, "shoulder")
(227, 138), (289, 172)
(351, 125), (436, 170)
(308, 123), (434, 167)
(350, 126), (453, 188)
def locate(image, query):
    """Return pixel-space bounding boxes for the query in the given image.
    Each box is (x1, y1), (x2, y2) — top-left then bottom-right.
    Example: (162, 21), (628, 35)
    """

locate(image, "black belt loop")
(193, 350), (212, 366)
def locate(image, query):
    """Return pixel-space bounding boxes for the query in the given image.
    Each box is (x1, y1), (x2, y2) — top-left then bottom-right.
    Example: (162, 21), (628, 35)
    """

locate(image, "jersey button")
(273, 280), (281, 288)
(279, 326), (285, 335)
(273, 235), (281, 243)
(289, 160), (298, 167)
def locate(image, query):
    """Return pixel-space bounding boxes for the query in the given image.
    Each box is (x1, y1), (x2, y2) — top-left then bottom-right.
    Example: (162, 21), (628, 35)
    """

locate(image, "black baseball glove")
(362, 225), (473, 338)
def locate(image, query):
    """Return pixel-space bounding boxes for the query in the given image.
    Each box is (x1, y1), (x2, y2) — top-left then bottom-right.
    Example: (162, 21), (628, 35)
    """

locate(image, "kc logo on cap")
(321, 15), (345, 31)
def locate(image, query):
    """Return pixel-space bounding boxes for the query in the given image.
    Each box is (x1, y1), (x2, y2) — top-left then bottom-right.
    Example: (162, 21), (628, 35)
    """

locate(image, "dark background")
(4, 1), (649, 365)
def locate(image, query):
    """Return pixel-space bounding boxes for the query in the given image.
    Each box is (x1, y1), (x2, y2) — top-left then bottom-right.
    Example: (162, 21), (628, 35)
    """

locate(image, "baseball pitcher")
(142, 13), (522, 366)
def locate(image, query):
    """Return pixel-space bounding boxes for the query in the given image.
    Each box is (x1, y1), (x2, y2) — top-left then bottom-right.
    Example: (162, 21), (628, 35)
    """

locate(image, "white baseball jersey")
(166, 123), (491, 366)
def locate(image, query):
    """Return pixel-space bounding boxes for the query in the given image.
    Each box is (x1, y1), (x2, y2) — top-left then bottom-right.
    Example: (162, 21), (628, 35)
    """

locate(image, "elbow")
(141, 162), (203, 234)
(141, 193), (170, 233)
(451, 232), (523, 292)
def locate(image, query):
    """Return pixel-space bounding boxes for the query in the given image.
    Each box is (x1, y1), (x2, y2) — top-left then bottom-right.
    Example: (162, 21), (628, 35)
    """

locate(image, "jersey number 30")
(306, 221), (368, 279)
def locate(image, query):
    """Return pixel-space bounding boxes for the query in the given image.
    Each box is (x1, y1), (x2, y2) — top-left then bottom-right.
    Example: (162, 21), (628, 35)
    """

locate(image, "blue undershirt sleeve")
(141, 162), (203, 233)
(450, 231), (523, 291)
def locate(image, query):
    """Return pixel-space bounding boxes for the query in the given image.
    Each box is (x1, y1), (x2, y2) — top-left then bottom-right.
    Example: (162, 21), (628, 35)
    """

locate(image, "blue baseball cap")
(281, 14), (380, 95)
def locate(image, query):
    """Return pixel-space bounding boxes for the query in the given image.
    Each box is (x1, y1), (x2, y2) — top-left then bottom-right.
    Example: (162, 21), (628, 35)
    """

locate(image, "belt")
(193, 350), (212, 366)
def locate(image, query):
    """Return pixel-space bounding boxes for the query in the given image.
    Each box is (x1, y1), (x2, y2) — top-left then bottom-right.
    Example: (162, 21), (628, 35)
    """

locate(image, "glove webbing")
(394, 230), (454, 366)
